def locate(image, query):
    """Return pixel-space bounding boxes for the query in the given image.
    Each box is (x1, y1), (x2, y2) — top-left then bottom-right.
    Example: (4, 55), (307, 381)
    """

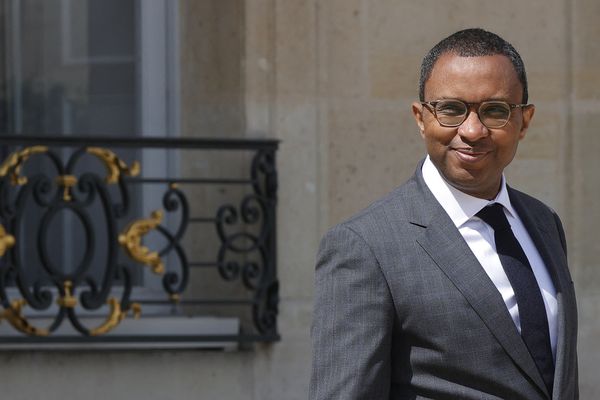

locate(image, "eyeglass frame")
(420, 99), (531, 129)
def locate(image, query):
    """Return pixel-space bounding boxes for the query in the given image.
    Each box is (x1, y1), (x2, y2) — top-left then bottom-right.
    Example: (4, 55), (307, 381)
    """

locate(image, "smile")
(452, 148), (490, 163)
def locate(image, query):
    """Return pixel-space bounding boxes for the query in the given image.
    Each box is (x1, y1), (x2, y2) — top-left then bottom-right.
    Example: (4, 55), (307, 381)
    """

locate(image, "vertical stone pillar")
(570, 1), (600, 397)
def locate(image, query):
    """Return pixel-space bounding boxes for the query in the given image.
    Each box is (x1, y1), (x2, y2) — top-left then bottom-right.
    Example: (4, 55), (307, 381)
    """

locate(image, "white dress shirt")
(422, 156), (558, 360)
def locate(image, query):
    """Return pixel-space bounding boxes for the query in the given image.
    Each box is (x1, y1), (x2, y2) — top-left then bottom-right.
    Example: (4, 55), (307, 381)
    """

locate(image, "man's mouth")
(452, 148), (490, 163)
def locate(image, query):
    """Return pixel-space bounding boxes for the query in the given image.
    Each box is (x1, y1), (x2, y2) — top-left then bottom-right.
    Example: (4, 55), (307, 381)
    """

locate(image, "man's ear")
(519, 104), (535, 140)
(412, 102), (425, 138)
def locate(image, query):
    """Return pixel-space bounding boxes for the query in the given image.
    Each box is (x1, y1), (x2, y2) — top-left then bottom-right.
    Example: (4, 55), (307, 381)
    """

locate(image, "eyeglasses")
(421, 99), (530, 129)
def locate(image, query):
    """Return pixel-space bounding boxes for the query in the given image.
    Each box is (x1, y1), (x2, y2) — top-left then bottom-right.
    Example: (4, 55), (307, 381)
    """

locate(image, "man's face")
(412, 53), (535, 199)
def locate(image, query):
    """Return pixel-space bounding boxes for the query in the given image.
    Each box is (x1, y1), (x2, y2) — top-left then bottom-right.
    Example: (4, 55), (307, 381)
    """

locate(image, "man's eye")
(436, 104), (464, 115)
(483, 105), (509, 118)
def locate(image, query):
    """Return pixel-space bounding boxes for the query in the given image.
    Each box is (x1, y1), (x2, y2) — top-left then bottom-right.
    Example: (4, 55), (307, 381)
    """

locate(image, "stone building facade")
(0, 0), (598, 398)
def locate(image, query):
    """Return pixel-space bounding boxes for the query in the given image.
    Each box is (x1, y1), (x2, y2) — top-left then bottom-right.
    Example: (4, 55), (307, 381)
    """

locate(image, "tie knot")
(476, 203), (511, 232)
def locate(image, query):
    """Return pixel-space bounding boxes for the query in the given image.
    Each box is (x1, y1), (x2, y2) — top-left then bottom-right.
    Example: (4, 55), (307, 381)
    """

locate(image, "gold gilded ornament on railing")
(0, 225), (15, 257)
(0, 146), (48, 185)
(88, 298), (142, 336)
(56, 280), (78, 308)
(0, 288), (142, 337)
(86, 147), (141, 184)
(55, 175), (78, 202)
(130, 302), (142, 319)
(1, 299), (49, 336)
(118, 210), (165, 274)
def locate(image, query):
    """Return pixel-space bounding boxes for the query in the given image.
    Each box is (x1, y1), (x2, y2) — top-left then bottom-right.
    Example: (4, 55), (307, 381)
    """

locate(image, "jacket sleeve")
(309, 224), (394, 400)
(552, 209), (579, 398)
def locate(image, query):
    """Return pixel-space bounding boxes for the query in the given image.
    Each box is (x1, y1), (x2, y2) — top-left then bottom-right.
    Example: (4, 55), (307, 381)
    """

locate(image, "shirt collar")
(422, 156), (516, 228)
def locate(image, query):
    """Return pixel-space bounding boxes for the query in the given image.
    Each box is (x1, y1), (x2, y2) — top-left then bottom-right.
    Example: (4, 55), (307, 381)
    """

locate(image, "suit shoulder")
(508, 186), (559, 217)
(508, 186), (570, 252)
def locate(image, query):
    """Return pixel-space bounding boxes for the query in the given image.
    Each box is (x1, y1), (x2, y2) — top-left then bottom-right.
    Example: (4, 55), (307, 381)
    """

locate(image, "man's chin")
(441, 169), (499, 199)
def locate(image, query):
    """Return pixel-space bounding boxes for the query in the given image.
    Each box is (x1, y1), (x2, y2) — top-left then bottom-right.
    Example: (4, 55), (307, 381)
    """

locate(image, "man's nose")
(458, 110), (489, 141)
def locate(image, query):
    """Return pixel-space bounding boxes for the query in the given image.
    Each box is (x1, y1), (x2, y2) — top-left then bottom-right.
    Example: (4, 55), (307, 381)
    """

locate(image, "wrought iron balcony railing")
(0, 135), (279, 348)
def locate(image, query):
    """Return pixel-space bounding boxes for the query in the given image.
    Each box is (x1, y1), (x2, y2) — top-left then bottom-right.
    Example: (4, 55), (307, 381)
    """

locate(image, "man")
(310, 28), (578, 400)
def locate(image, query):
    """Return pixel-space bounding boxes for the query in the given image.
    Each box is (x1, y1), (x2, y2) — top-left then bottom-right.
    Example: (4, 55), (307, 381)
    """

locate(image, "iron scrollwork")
(155, 185), (190, 301)
(0, 146), (148, 336)
(0, 138), (279, 343)
(215, 149), (278, 335)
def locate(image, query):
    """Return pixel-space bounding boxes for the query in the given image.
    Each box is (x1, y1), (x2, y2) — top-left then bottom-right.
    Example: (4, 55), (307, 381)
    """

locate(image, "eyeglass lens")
(434, 100), (511, 128)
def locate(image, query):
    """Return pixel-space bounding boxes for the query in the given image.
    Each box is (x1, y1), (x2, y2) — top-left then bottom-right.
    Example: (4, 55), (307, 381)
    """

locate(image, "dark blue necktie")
(477, 203), (554, 395)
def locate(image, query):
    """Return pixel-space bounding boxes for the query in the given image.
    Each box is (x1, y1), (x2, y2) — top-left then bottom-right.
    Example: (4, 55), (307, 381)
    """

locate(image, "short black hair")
(419, 28), (528, 103)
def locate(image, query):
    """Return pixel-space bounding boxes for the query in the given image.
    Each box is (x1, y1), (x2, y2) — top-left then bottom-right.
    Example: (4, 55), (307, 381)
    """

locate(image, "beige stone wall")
(180, 0), (245, 137)
(571, 1), (600, 397)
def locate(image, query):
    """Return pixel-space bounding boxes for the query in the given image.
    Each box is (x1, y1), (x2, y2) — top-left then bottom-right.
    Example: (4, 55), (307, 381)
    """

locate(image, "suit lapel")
(409, 171), (550, 397)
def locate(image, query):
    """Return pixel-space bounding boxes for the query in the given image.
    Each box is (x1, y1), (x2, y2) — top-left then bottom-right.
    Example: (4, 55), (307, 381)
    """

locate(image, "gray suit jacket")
(310, 164), (578, 400)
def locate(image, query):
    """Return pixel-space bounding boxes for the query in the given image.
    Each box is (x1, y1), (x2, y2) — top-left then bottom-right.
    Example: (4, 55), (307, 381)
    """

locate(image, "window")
(0, 0), (278, 349)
